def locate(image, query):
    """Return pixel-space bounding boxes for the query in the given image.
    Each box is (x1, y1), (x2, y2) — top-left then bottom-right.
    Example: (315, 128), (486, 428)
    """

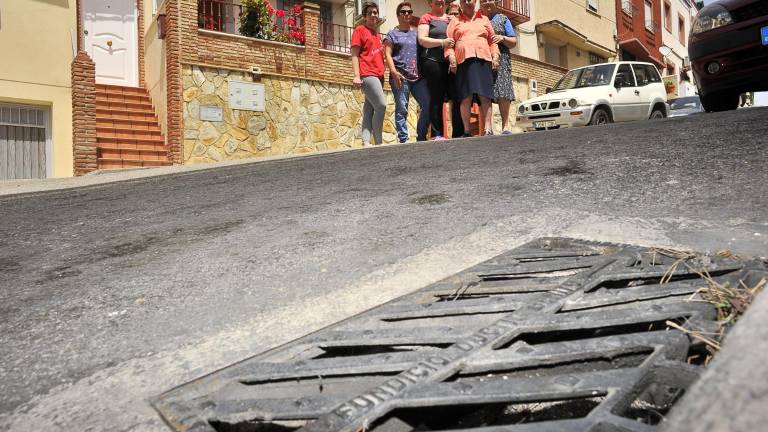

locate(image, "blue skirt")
(455, 57), (494, 102)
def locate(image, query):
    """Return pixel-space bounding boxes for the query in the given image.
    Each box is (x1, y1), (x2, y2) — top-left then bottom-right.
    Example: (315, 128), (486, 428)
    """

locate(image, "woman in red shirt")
(351, 2), (386, 146)
(445, 0), (500, 137)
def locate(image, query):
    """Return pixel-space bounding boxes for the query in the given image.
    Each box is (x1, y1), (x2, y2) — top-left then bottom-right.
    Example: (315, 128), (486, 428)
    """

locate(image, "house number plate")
(228, 81), (265, 112)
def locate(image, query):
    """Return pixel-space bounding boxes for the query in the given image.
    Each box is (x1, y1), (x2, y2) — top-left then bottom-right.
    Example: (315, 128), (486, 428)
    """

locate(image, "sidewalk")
(0, 144), (375, 197)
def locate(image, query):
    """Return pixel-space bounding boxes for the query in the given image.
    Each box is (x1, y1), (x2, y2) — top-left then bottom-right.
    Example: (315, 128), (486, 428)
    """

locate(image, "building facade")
(659, 0), (698, 97)
(0, 1), (78, 179)
(533, 0), (618, 70)
(615, 0), (664, 69)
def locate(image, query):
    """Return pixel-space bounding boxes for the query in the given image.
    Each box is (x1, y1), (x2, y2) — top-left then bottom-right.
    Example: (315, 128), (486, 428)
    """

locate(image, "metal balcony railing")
(497, 0), (530, 25)
(621, 0), (633, 16)
(645, 19), (659, 33)
(318, 19), (353, 53)
(198, 0), (304, 44)
(199, 0), (243, 34)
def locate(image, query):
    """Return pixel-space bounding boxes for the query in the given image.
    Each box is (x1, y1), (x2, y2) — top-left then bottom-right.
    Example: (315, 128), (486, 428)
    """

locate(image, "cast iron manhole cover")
(153, 238), (766, 432)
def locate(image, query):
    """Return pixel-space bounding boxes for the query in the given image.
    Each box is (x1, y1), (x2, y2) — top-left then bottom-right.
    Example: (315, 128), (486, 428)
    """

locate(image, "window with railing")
(621, 0), (633, 16)
(644, 0), (654, 32)
(589, 52), (606, 64)
(497, 0), (530, 20)
(318, 19), (354, 53)
(586, 0), (599, 14)
(198, 0), (305, 45)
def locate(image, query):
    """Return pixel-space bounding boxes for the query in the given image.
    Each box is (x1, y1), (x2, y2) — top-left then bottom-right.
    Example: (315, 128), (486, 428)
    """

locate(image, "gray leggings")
(361, 76), (386, 145)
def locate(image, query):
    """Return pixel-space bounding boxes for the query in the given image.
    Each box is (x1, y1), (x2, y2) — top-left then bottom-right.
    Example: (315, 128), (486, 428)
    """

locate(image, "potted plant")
(239, 0), (274, 39)
(664, 78), (677, 96)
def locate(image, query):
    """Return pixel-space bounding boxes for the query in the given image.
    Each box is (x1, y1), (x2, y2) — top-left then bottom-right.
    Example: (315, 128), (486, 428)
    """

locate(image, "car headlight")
(691, 5), (732, 35)
(518, 105), (525, 115)
(568, 99), (578, 109)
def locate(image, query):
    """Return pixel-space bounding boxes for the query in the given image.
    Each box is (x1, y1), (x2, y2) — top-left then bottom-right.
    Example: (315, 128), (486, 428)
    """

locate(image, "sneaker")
(461, 133), (472, 138)
(484, 130), (494, 136)
(432, 136), (446, 141)
(501, 130), (513, 136)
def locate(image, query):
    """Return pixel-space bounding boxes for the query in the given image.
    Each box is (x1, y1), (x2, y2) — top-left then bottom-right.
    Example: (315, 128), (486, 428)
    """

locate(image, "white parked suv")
(516, 61), (668, 132)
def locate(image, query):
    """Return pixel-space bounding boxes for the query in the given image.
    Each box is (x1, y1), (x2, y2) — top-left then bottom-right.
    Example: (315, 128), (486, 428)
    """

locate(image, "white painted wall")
(661, 0), (697, 94)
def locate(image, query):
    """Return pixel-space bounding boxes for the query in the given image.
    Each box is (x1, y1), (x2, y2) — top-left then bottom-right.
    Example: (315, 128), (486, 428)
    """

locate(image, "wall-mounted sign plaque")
(200, 105), (224, 122)
(228, 81), (265, 112)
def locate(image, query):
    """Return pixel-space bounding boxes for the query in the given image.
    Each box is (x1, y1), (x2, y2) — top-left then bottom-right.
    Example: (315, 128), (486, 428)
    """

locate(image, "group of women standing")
(350, 0), (518, 146)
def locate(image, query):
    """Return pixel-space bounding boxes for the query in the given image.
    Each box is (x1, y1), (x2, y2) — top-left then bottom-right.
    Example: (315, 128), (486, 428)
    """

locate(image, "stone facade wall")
(181, 64), (417, 165)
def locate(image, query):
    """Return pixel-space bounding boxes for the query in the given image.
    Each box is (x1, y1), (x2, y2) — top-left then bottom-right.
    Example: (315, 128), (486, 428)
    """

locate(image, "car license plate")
(762, 26), (768, 45)
(533, 120), (556, 128)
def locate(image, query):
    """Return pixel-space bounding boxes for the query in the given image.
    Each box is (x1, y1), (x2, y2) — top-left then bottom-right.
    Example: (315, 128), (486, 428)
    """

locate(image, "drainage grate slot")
(240, 372), (401, 387)
(373, 396), (606, 430)
(479, 268), (587, 280)
(451, 351), (653, 382)
(380, 310), (514, 323)
(210, 419), (306, 432)
(312, 344), (451, 359)
(497, 320), (687, 349)
(589, 271), (733, 291)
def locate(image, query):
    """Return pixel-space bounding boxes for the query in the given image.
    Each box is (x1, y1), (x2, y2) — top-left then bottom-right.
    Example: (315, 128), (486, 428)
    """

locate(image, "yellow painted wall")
(0, 0), (78, 177)
(144, 3), (169, 138)
(534, 0), (616, 63)
(512, 0), (540, 61)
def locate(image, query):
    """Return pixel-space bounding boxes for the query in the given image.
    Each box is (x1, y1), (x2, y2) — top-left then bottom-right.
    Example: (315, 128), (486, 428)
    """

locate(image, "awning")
(619, 38), (665, 68)
(536, 20), (616, 59)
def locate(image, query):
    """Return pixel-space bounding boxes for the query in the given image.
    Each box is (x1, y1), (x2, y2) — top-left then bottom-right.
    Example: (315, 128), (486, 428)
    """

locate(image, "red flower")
(291, 4), (302, 14)
(287, 17), (296, 27)
(276, 9), (285, 18)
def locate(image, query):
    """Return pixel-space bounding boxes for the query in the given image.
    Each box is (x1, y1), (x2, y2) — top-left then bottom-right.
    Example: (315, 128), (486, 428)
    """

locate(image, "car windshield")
(552, 64), (616, 91)
(670, 97), (701, 110)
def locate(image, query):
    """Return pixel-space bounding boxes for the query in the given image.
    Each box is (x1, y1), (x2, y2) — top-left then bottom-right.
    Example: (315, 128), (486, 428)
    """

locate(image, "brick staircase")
(95, 84), (172, 170)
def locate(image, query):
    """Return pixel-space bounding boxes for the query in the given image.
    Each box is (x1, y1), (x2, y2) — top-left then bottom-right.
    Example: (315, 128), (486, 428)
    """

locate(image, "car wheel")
(700, 91), (739, 112)
(589, 108), (612, 126)
(649, 108), (665, 119)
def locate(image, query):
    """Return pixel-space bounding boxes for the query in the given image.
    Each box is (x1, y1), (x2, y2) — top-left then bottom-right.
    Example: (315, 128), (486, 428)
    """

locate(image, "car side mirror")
(545, 87), (552, 94)
(614, 76), (626, 88)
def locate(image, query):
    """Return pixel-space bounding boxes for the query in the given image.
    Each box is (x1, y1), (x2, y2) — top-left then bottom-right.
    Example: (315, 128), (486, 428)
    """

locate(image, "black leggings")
(421, 59), (449, 137)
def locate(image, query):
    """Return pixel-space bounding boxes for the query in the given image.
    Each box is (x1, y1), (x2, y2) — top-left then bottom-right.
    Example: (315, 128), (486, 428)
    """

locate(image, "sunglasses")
(448, 11), (459, 15)
(398, 9), (413, 15)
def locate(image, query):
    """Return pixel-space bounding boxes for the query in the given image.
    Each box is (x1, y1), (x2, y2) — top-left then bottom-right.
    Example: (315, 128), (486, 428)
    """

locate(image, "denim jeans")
(390, 78), (430, 142)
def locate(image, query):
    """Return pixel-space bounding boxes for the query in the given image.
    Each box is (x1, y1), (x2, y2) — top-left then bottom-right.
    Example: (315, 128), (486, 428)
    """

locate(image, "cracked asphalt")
(1, 107), (766, 430)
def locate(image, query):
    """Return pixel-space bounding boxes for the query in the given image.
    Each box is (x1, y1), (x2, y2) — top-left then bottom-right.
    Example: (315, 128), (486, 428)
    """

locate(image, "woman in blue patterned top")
(481, 0), (517, 135)
(384, 2), (430, 142)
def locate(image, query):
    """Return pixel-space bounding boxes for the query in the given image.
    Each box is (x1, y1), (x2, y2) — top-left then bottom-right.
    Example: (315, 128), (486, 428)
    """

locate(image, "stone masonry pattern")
(182, 65), (415, 164)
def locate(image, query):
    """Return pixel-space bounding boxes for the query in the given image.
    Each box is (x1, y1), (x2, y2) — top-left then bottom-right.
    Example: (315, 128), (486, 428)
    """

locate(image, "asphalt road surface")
(1, 107), (767, 431)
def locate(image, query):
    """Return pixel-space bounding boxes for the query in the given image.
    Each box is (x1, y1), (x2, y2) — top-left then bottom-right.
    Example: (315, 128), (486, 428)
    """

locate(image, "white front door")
(83, 0), (139, 87)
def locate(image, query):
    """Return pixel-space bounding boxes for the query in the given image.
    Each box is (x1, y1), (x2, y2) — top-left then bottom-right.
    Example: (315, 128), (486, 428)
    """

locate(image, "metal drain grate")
(153, 238), (767, 432)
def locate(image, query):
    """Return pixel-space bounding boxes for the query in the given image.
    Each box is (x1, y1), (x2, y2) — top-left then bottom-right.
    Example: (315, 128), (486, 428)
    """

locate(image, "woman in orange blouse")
(445, 0), (500, 137)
